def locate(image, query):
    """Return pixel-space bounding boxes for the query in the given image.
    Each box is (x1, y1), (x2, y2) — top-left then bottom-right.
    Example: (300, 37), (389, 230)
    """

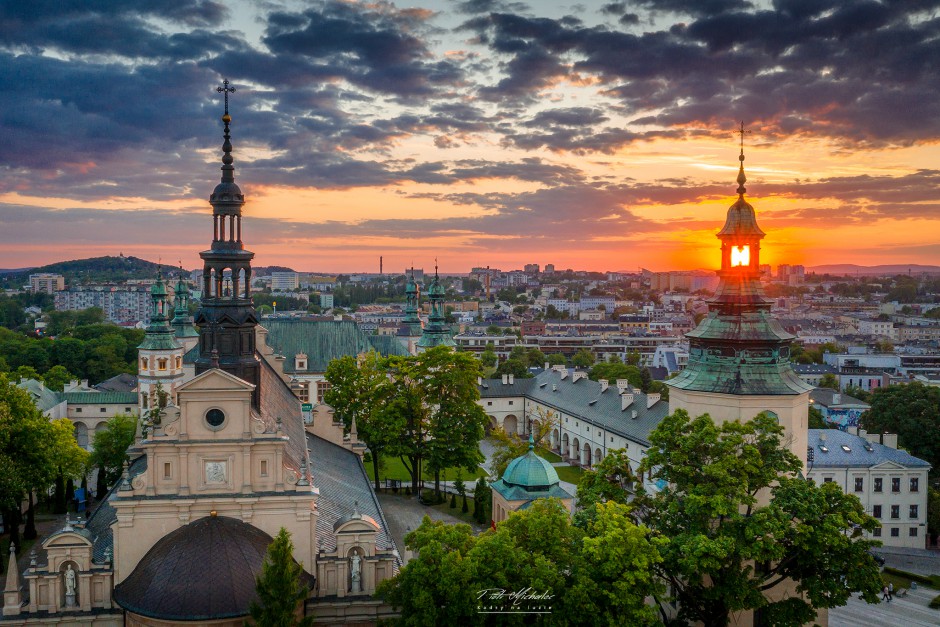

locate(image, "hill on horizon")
(808, 263), (940, 276)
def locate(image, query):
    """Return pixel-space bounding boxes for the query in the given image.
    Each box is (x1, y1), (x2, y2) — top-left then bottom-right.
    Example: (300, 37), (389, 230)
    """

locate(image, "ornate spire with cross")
(217, 78), (235, 116)
(734, 121), (751, 196)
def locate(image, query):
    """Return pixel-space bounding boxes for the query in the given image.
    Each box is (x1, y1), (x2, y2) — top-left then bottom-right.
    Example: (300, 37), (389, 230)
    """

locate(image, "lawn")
(555, 464), (585, 484)
(536, 449), (562, 463)
(364, 454), (488, 483)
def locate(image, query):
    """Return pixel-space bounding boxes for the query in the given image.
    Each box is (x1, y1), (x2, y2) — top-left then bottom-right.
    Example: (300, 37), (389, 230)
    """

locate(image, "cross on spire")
(735, 120), (751, 154)
(734, 121), (751, 195)
(217, 79), (235, 115)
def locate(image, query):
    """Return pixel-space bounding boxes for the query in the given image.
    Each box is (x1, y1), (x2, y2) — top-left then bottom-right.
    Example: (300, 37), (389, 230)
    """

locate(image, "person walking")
(882, 585), (891, 602)
(888, 582), (894, 600)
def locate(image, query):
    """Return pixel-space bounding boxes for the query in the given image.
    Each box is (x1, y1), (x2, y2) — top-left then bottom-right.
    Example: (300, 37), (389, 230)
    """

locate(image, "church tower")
(667, 133), (812, 468)
(137, 273), (185, 414)
(416, 264), (455, 352)
(193, 81), (262, 408)
(170, 271), (199, 353)
(397, 267), (423, 354)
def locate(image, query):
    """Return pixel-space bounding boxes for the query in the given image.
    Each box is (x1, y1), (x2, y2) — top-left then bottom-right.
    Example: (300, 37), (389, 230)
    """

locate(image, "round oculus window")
(205, 409), (226, 428)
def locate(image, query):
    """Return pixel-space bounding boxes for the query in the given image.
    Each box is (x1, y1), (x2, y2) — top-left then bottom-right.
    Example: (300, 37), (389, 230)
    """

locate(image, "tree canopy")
(248, 527), (313, 627)
(859, 382), (940, 478)
(638, 410), (883, 627)
(91, 413), (137, 496)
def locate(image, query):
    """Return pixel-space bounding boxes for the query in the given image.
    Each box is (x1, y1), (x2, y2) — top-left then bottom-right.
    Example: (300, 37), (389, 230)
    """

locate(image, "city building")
(523, 263), (540, 274)
(806, 428), (930, 548)
(271, 271), (300, 291)
(809, 388), (870, 429)
(320, 292), (334, 309)
(479, 368), (669, 469)
(543, 264), (555, 274)
(54, 285), (153, 324)
(30, 273), (65, 294)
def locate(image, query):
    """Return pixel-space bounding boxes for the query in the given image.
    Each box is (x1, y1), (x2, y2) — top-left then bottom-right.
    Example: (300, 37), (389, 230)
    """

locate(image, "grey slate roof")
(94, 373), (139, 393)
(808, 429), (931, 469)
(793, 363), (838, 375)
(809, 388), (870, 409)
(481, 369), (670, 446)
(86, 455), (147, 563)
(16, 378), (64, 412)
(262, 319), (409, 374)
(307, 433), (398, 562)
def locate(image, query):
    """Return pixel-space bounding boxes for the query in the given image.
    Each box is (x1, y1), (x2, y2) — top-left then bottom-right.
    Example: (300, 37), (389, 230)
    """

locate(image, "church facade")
(2, 88), (399, 626)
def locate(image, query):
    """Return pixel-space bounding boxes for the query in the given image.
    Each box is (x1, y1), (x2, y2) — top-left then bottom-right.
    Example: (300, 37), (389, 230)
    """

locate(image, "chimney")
(572, 371), (587, 383)
(544, 362), (550, 371)
(600, 380), (609, 393)
(832, 393), (842, 404)
(646, 393), (661, 408)
(864, 432), (880, 445)
(616, 379), (632, 394)
(631, 409), (638, 419)
(560, 370), (568, 380)
(621, 393), (635, 411)
(502, 374), (509, 385)
(508, 374), (514, 385)
(552, 364), (567, 373)
(477, 376), (482, 385)
(847, 426), (858, 436)
(858, 428), (867, 439)
(881, 433), (898, 449)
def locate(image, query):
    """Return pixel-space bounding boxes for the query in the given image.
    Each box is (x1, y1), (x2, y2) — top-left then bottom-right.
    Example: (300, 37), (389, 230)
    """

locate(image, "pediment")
(179, 368), (256, 392)
(43, 530), (93, 549)
(871, 461), (907, 470)
(334, 515), (380, 534)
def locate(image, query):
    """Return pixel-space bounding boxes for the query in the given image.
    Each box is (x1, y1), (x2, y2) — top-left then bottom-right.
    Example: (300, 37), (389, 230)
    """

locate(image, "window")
(610, 437), (614, 442)
(141, 393), (148, 409)
(100, 407), (107, 412)
(910, 477), (920, 492)
(823, 477), (833, 483)
(508, 400), (513, 405)
(892, 478), (901, 493)
(910, 505), (919, 519)
(873, 527), (882, 537)
(75, 408), (82, 413)
(910, 528), (919, 537)
(874, 478), (883, 493)
(891, 505), (900, 519)
(873, 505), (882, 518)
(487, 401), (492, 406)
(891, 527), (900, 537)
(175, 356), (182, 369)
(205, 408), (226, 429)
(158, 358), (168, 371)
(163, 462), (171, 479)
(125, 407), (132, 412)
(854, 477), (864, 492)
(298, 386), (309, 403)
(141, 357), (149, 369)
(316, 381), (331, 404)
(261, 460), (268, 477)
(298, 360), (306, 370)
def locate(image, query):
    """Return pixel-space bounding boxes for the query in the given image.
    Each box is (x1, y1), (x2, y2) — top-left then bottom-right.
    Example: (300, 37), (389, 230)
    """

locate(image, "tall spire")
(195, 79), (261, 406)
(416, 259), (455, 351)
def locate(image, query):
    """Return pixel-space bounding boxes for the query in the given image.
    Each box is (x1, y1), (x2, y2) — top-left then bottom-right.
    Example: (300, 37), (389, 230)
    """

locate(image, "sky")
(1, 0), (939, 274)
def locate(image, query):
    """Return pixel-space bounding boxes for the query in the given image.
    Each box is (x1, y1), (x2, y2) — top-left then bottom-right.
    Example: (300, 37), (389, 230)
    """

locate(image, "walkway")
(830, 584), (940, 627)
(874, 546), (940, 579)
(377, 492), (485, 563)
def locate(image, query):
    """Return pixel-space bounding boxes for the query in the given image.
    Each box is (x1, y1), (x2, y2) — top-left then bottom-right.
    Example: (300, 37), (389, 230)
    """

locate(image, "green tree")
(638, 410), (883, 626)
(625, 351), (641, 366)
(42, 365), (74, 392)
(819, 373), (840, 390)
(860, 382), (940, 479)
(489, 407), (559, 478)
(572, 349), (594, 369)
(91, 413), (137, 498)
(248, 528), (313, 627)
(473, 476), (490, 524)
(639, 367), (652, 393)
(50, 418), (90, 514)
(574, 448), (635, 528)
(546, 353), (566, 366)
(479, 347), (497, 368)
(494, 357), (531, 379)
(808, 405), (828, 429)
(324, 352), (399, 490)
(843, 384), (872, 403)
(589, 361), (641, 388)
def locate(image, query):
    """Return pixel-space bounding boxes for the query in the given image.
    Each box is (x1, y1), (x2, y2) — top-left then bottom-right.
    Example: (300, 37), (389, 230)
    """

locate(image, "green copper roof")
(263, 319), (409, 373)
(501, 442), (560, 490)
(490, 478), (573, 502)
(60, 391), (139, 405)
(418, 271), (454, 348)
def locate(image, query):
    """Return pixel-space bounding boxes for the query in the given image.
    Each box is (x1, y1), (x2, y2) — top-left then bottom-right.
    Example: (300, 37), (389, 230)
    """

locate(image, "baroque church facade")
(3, 91), (399, 626)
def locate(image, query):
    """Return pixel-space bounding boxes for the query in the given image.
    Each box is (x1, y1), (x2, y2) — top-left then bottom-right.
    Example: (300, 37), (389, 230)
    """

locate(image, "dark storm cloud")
(261, 1), (462, 98)
(453, 0), (531, 15)
(466, 2), (940, 148)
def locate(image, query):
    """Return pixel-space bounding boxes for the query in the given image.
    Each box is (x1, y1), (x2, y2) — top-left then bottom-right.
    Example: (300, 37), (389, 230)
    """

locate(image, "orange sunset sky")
(1, 0), (938, 274)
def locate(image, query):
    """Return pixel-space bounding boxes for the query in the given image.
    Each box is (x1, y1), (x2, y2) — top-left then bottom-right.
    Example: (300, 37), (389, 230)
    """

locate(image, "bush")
(449, 493), (457, 508)
(930, 594), (940, 609)
(883, 566), (932, 585)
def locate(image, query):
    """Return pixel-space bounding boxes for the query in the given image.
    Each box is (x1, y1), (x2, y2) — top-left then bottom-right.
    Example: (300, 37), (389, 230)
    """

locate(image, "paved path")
(874, 546), (940, 578)
(830, 584), (940, 626)
(377, 492), (485, 563)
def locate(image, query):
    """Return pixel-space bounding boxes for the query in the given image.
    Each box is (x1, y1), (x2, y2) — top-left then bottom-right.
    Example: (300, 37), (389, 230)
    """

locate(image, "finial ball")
(222, 113), (231, 124)
(739, 153), (745, 162)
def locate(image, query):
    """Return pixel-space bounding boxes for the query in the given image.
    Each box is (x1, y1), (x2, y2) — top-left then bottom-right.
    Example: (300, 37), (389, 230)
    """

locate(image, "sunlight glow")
(730, 245), (750, 267)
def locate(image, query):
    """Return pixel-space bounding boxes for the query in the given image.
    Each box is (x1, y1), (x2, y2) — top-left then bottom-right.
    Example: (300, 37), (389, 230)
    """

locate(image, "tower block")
(667, 133), (812, 470)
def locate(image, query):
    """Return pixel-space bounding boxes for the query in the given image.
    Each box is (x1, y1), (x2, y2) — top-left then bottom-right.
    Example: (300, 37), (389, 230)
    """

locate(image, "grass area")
(364, 454), (488, 484)
(536, 449), (562, 463)
(424, 494), (482, 526)
(882, 566), (940, 590)
(555, 464), (585, 484)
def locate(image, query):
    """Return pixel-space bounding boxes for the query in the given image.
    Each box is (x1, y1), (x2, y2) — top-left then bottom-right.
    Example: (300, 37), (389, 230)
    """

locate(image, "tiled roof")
(263, 319), (409, 373)
(256, 356), (308, 475)
(809, 388), (870, 409)
(86, 455), (147, 563)
(808, 429), (931, 469)
(481, 369), (670, 446)
(94, 373), (138, 393)
(307, 433), (398, 562)
(60, 391), (139, 405)
(793, 363), (838, 375)
(16, 378), (64, 412)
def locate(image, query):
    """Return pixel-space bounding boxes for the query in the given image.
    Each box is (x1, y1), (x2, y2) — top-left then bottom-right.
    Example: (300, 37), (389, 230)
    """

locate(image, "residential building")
(523, 263), (540, 274)
(55, 285), (152, 323)
(807, 428), (930, 548)
(809, 388), (870, 429)
(30, 273), (65, 294)
(319, 292), (334, 309)
(270, 271), (300, 291)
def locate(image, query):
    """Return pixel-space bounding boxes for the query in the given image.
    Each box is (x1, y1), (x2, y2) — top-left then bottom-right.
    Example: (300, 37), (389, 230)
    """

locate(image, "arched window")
(158, 358), (168, 371)
(74, 422), (89, 448)
(141, 357), (148, 370)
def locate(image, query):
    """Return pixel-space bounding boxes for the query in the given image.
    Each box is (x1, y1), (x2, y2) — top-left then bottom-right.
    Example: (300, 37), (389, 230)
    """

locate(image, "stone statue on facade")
(64, 564), (77, 607)
(350, 552), (362, 593)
